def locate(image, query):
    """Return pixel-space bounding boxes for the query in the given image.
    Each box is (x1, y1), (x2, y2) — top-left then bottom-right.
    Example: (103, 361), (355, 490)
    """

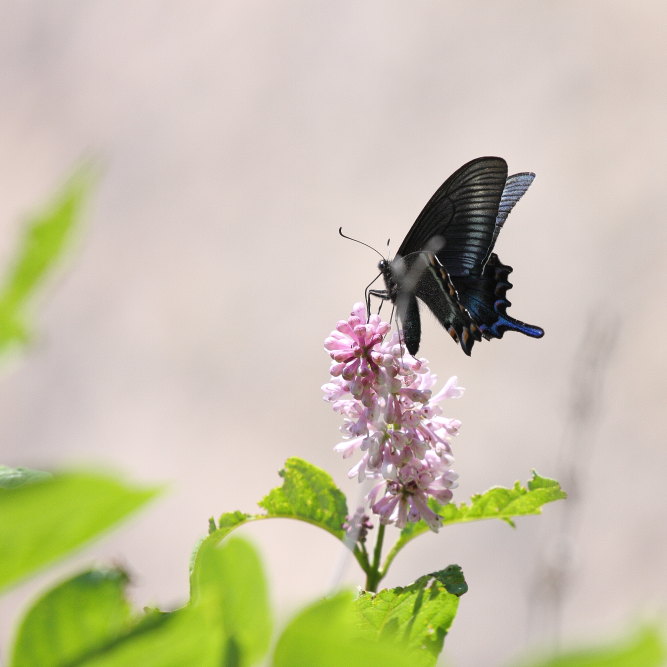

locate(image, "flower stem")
(365, 523), (386, 592)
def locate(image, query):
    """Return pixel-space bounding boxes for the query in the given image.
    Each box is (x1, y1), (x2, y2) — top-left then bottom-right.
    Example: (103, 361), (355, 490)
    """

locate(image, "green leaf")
(193, 458), (349, 573)
(0, 471), (161, 591)
(434, 563), (469, 597)
(0, 168), (92, 353)
(76, 608), (220, 667)
(514, 623), (666, 667)
(354, 568), (467, 667)
(190, 537), (272, 667)
(0, 465), (52, 489)
(10, 568), (133, 667)
(273, 591), (416, 667)
(386, 472), (566, 570)
(78, 538), (270, 667)
(442, 472), (566, 527)
(217, 510), (252, 534)
(258, 458), (348, 537)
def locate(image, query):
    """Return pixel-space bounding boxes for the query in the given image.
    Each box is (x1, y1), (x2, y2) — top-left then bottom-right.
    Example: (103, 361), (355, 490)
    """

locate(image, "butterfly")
(368, 156), (544, 356)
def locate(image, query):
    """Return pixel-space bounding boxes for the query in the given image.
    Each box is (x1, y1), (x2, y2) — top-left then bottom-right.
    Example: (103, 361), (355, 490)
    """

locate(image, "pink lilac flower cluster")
(323, 303), (464, 532)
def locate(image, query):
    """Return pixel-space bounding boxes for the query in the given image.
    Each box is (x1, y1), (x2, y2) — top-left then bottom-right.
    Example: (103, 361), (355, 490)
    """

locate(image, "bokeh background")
(1, 2), (665, 665)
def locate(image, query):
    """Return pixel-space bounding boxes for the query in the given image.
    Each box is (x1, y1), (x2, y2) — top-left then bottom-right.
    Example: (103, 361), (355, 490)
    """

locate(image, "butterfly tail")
(486, 308), (545, 339)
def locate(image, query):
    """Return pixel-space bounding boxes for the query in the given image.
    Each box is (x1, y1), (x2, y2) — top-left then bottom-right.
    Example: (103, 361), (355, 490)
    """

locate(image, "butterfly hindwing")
(488, 172), (535, 259)
(451, 253), (544, 341)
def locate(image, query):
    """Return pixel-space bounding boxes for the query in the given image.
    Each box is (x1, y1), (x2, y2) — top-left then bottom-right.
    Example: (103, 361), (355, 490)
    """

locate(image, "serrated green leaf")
(0, 471), (161, 591)
(192, 458), (349, 574)
(441, 472), (566, 525)
(434, 564), (468, 597)
(513, 623), (666, 667)
(527, 473), (562, 492)
(10, 568), (133, 667)
(258, 458), (348, 536)
(0, 466), (52, 489)
(190, 537), (271, 667)
(354, 568), (466, 666)
(217, 510), (251, 532)
(386, 473), (566, 570)
(0, 168), (92, 354)
(273, 591), (416, 667)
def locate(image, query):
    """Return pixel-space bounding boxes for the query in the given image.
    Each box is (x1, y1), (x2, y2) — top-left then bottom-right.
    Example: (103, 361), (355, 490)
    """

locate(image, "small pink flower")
(342, 507), (374, 543)
(323, 303), (463, 532)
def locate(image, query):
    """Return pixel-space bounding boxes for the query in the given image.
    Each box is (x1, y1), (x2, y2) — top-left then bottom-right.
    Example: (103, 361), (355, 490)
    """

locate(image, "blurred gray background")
(1, 2), (665, 665)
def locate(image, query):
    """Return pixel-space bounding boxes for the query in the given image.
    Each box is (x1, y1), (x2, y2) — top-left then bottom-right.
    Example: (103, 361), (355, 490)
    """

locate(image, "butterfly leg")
(367, 287), (390, 321)
(365, 272), (384, 321)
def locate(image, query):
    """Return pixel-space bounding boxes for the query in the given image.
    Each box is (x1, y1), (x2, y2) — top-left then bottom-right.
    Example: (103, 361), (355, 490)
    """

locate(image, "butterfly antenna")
(339, 227), (386, 261)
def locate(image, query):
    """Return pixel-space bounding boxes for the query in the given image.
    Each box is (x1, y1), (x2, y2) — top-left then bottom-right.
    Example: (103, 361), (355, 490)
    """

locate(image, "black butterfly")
(368, 156), (544, 356)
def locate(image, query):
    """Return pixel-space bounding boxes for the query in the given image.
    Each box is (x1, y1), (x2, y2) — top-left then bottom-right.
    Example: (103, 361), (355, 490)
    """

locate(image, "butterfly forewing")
(397, 157), (508, 277)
